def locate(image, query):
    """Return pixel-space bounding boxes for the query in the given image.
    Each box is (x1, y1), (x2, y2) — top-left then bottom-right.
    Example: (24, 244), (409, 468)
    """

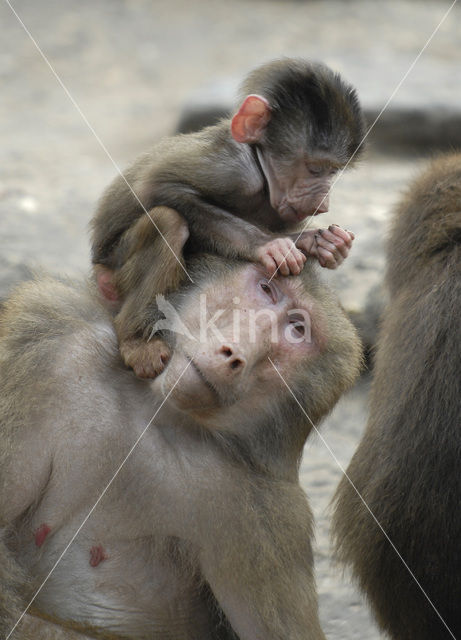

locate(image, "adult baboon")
(0, 208), (361, 639)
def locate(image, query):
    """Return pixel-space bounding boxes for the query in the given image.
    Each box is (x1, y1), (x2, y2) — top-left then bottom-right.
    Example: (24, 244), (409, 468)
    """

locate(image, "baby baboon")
(91, 57), (364, 377)
(333, 152), (461, 640)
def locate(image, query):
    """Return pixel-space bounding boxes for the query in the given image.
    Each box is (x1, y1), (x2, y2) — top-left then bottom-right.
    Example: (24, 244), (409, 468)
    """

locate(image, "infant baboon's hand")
(292, 230), (317, 257)
(306, 224), (354, 269)
(256, 237), (307, 277)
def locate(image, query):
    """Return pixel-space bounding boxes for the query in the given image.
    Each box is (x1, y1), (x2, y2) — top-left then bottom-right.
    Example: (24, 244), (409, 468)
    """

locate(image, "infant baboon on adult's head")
(92, 57), (364, 379)
(0, 215), (361, 639)
(333, 152), (461, 640)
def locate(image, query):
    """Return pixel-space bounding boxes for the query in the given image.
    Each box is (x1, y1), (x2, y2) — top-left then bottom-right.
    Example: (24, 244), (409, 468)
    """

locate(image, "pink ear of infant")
(231, 94), (271, 144)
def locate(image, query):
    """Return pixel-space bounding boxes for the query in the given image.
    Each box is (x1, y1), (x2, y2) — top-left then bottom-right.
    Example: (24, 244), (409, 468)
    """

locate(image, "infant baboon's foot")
(120, 337), (171, 379)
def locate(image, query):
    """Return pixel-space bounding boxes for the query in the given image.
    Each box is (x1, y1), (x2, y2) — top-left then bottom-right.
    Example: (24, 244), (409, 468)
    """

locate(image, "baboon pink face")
(230, 93), (347, 224)
(255, 148), (340, 223)
(158, 264), (324, 421)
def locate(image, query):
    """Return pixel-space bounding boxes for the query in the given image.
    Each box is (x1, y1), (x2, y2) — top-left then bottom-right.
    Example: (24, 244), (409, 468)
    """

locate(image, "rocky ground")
(2, 1), (460, 638)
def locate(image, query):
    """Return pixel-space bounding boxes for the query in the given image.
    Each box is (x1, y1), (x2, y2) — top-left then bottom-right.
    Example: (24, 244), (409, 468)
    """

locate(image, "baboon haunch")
(333, 152), (461, 640)
(91, 58), (364, 378)
(0, 242), (362, 639)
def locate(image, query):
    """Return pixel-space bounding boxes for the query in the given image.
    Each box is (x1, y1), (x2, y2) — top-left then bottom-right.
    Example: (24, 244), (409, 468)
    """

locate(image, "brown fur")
(332, 152), (461, 639)
(110, 207), (189, 376)
(113, 207), (189, 333)
(26, 611), (116, 640)
(0, 532), (33, 640)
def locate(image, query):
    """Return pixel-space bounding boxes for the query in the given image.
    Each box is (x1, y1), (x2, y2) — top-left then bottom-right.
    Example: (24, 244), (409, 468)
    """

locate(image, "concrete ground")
(1, 1), (460, 638)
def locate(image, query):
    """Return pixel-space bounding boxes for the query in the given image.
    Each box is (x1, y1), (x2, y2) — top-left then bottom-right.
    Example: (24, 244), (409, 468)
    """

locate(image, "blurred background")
(1, 1), (460, 638)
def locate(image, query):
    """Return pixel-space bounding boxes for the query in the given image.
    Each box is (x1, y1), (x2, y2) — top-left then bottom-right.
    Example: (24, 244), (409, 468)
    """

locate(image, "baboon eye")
(261, 282), (271, 295)
(286, 311), (311, 343)
(308, 167), (322, 177)
(259, 279), (277, 304)
(290, 320), (305, 336)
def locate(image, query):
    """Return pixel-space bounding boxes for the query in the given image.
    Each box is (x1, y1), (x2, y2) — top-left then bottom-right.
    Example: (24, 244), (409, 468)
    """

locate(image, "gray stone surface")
(1, 1), (460, 638)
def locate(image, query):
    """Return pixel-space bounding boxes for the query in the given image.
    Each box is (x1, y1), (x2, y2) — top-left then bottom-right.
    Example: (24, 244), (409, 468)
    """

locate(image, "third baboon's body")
(333, 152), (461, 640)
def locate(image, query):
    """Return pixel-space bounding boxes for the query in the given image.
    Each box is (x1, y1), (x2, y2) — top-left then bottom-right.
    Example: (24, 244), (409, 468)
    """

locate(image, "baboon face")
(158, 263), (324, 422)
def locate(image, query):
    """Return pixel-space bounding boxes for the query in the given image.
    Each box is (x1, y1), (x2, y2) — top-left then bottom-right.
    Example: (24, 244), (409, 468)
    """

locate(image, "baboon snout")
(218, 344), (246, 374)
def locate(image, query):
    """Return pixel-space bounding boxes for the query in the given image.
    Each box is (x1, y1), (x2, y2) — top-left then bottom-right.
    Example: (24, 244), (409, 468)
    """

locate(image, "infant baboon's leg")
(96, 206), (189, 378)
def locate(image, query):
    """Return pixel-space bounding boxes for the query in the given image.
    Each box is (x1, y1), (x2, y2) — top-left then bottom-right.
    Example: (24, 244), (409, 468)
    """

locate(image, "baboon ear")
(231, 94), (271, 143)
